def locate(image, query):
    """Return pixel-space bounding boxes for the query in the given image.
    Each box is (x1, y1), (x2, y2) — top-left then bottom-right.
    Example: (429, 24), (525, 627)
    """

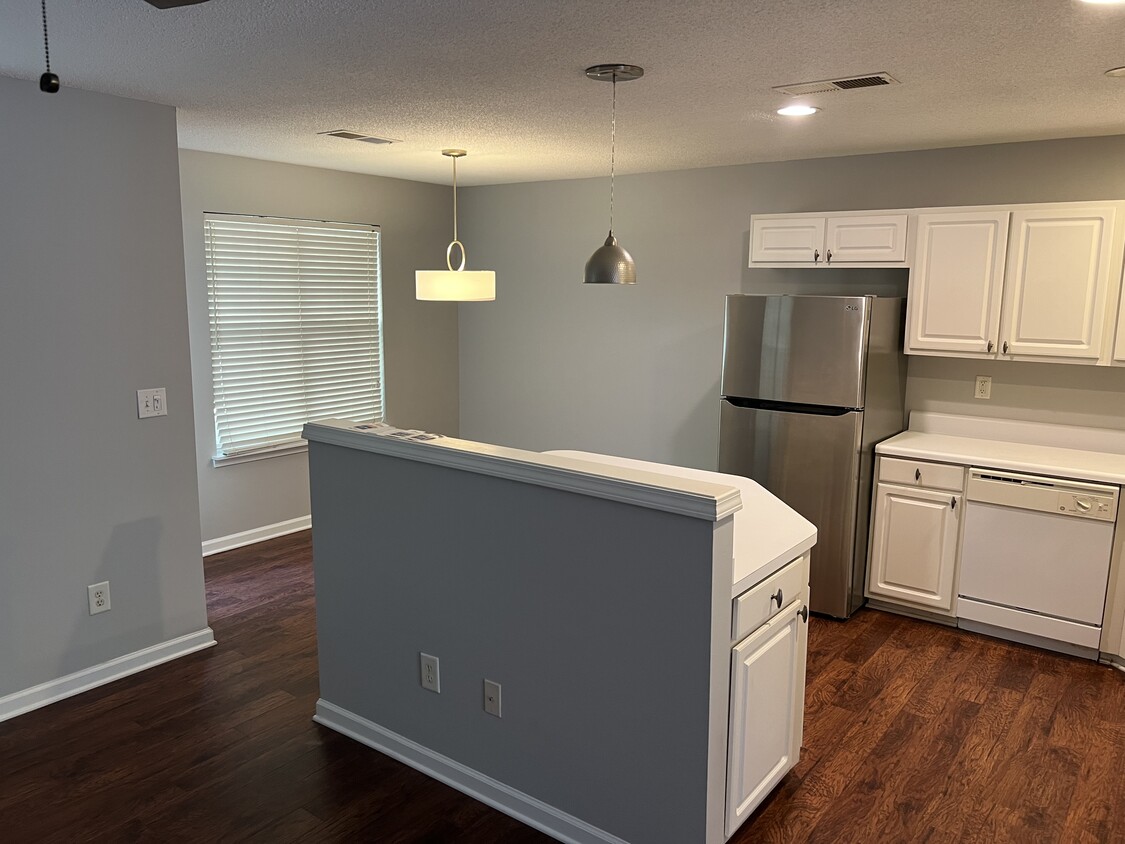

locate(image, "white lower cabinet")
(867, 482), (962, 613)
(726, 558), (809, 838)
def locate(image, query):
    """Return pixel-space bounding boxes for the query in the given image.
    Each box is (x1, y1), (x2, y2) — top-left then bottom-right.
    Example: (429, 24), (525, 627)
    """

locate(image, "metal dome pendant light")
(583, 64), (643, 285)
(416, 149), (496, 301)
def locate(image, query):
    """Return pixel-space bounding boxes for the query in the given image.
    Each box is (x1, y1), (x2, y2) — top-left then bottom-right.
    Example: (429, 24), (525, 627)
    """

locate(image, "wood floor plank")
(2, 531), (1123, 844)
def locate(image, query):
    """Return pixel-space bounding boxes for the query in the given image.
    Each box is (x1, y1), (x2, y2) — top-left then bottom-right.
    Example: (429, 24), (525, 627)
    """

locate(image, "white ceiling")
(1, 0), (1124, 185)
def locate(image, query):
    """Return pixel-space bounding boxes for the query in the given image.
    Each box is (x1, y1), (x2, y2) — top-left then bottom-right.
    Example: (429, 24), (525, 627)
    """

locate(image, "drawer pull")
(915, 468), (921, 481)
(772, 588), (784, 608)
(799, 605), (808, 623)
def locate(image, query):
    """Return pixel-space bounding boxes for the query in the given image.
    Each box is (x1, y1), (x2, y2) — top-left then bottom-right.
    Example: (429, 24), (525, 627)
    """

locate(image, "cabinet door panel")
(726, 601), (805, 837)
(1001, 207), (1116, 361)
(750, 217), (825, 263)
(867, 483), (960, 611)
(906, 211), (1008, 355)
(825, 214), (908, 263)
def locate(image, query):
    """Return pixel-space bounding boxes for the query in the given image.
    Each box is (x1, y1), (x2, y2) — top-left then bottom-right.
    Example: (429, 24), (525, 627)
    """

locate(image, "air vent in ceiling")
(772, 72), (899, 97)
(318, 129), (400, 145)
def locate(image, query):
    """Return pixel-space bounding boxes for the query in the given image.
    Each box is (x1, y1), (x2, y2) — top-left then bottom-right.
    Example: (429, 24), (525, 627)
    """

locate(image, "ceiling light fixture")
(583, 63), (644, 286)
(416, 150), (496, 302)
(777, 105), (819, 117)
(1078, 0), (1125, 5)
(1106, 66), (1125, 77)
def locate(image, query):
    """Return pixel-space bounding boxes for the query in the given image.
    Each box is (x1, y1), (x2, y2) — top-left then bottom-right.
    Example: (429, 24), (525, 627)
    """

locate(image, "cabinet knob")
(987, 340), (994, 353)
(1002, 341), (1009, 355)
(951, 497), (957, 511)
(915, 468), (921, 481)
(813, 249), (820, 264)
(799, 605), (809, 623)
(772, 588), (784, 608)
(826, 249), (833, 265)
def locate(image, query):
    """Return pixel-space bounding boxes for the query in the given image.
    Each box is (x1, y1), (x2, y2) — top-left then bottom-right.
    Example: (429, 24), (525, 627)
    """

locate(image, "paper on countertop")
(350, 422), (443, 442)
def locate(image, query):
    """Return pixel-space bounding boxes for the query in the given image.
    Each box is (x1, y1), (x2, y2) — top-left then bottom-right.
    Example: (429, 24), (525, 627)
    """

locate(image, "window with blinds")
(204, 214), (383, 463)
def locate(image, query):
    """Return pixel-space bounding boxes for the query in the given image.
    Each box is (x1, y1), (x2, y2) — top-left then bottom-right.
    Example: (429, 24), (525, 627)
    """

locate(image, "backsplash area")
(906, 355), (1125, 432)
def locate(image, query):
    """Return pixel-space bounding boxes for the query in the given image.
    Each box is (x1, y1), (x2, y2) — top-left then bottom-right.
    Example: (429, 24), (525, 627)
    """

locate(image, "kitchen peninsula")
(303, 420), (816, 844)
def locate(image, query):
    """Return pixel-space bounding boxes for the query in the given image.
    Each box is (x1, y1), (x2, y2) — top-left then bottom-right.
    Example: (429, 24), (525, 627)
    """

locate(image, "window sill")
(212, 441), (308, 467)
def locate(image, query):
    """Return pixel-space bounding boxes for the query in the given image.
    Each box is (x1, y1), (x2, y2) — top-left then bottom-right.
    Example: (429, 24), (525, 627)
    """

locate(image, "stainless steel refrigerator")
(718, 294), (906, 618)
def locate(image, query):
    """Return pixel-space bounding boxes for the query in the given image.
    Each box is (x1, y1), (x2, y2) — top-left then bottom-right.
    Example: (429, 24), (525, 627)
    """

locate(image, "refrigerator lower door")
(718, 399), (864, 618)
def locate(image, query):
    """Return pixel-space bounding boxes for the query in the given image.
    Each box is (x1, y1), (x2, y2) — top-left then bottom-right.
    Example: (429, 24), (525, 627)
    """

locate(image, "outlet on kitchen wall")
(974, 375), (992, 400)
(88, 581), (111, 615)
(420, 653), (440, 692)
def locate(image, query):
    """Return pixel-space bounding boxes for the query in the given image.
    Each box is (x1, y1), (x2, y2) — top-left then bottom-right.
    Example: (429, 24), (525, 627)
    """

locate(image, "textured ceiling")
(1, 0), (1124, 185)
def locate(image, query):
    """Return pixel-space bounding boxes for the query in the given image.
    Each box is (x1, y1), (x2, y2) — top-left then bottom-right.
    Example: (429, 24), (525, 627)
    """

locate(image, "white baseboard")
(0, 628), (216, 723)
(314, 699), (629, 844)
(202, 515), (311, 556)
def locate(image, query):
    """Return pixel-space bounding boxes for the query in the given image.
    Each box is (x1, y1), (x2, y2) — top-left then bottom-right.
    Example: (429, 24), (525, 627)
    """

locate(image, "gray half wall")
(178, 151), (460, 543)
(0, 76), (208, 698)
(457, 135), (1125, 468)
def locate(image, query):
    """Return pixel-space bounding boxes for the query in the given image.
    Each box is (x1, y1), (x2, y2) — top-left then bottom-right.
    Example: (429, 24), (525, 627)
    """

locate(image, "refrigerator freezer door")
(718, 399), (864, 618)
(721, 295), (870, 408)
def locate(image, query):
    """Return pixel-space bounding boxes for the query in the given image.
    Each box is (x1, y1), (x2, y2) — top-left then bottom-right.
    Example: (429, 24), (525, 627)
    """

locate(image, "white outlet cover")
(88, 581), (111, 615)
(420, 653), (440, 693)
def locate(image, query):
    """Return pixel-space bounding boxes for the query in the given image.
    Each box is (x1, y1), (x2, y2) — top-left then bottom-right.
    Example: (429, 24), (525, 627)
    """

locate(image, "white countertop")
(303, 419), (743, 523)
(547, 451), (817, 598)
(877, 412), (1125, 485)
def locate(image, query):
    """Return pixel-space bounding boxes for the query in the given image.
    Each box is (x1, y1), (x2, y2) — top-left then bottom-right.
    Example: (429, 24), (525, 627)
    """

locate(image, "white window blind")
(204, 214), (383, 462)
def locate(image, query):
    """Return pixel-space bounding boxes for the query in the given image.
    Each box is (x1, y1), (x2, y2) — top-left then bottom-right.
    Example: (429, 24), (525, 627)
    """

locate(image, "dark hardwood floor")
(1, 531), (1123, 843)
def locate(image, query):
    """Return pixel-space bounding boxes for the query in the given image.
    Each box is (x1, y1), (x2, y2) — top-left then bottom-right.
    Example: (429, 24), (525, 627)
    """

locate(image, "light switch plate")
(137, 387), (168, 418)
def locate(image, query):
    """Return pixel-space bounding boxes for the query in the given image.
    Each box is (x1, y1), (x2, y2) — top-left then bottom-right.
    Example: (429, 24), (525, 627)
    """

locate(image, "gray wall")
(0, 77), (209, 698)
(458, 135), (1125, 468)
(309, 442), (728, 843)
(179, 151), (460, 543)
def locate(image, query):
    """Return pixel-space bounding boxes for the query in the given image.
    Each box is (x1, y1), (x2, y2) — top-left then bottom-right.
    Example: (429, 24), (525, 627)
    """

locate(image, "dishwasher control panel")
(968, 468), (1119, 522)
(1057, 492), (1116, 520)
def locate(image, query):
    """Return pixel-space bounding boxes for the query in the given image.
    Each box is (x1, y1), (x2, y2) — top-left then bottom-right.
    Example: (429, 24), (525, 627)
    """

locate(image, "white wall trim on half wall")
(0, 628), (216, 723)
(202, 515), (311, 556)
(314, 699), (630, 844)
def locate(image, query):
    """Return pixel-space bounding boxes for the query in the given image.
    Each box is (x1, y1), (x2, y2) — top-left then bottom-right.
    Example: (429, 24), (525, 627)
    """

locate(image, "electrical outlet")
(88, 581), (111, 615)
(974, 375), (992, 400)
(420, 653), (440, 693)
(484, 679), (502, 717)
(137, 387), (168, 419)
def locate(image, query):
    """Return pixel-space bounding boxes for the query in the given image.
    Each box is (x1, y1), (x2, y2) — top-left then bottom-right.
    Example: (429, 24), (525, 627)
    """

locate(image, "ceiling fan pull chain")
(39, 0), (60, 93)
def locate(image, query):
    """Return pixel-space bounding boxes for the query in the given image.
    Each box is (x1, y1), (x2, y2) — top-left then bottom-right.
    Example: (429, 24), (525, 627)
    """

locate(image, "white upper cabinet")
(999, 207), (1117, 363)
(825, 214), (909, 263)
(750, 217), (825, 263)
(906, 211), (1009, 356)
(749, 213), (908, 266)
(905, 201), (1125, 365)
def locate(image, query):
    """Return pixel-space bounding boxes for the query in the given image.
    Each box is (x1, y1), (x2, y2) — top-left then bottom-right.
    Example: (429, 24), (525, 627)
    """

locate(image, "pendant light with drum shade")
(416, 150), (496, 301)
(583, 64), (644, 285)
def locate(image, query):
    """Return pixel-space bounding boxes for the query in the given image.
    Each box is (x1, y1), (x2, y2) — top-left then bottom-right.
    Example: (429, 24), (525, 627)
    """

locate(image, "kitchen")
(3, 0), (1125, 841)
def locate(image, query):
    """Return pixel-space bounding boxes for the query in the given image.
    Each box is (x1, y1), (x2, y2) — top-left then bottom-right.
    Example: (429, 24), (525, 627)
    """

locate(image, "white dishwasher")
(958, 468), (1119, 653)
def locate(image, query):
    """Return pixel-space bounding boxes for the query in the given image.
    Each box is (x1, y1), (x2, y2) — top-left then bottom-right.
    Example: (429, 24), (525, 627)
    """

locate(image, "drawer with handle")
(732, 554), (808, 642)
(878, 457), (964, 491)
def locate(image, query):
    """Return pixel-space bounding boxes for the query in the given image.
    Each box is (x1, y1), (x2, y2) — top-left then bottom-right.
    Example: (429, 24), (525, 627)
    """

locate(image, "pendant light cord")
(609, 73), (617, 233)
(451, 153), (458, 243)
(41, 0), (51, 74)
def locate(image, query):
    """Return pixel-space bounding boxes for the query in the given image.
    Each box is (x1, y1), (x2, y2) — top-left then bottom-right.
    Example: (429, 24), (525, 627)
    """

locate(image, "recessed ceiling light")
(1106, 66), (1125, 77)
(777, 105), (820, 117)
